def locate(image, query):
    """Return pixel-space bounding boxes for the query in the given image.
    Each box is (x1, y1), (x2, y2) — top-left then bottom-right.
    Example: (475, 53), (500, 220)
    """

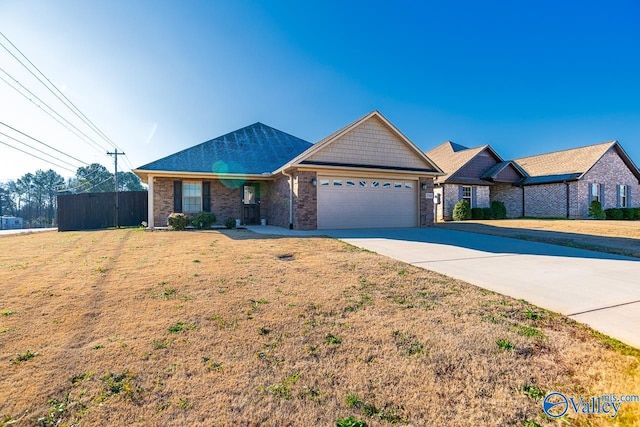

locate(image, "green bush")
(490, 201), (507, 219)
(191, 211), (217, 229)
(622, 208), (635, 220)
(336, 416), (367, 427)
(587, 200), (606, 220)
(605, 208), (623, 220)
(635, 208), (640, 220)
(471, 207), (484, 220)
(452, 200), (471, 221)
(167, 213), (190, 230)
(482, 207), (493, 219)
(225, 217), (236, 229)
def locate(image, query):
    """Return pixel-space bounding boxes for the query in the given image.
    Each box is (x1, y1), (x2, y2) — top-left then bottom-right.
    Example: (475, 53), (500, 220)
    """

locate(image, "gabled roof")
(514, 140), (640, 184)
(425, 141), (502, 183)
(481, 161), (526, 182)
(279, 110), (443, 174)
(515, 141), (615, 177)
(135, 123), (312, 178)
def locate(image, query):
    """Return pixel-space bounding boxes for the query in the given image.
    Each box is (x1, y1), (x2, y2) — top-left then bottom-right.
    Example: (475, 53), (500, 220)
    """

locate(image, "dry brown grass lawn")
(0, 229), (638, 426)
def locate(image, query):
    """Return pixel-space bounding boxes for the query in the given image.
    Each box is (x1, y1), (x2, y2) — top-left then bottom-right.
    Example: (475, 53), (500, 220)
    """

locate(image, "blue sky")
(1, 0), (639, 181)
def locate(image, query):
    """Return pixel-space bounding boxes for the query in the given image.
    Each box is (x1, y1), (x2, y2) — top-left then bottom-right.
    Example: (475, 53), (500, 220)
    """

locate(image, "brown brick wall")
(210, 180), (241, 224)
(153, 178), (174, 227)
(491, 184), (523, 218)
(264, 175), (291, 228)
(293, 171), (317, 230)
(438, 183), (490, 220)
(523, 183), (568, 218)
(152, 177), (242, 227)
(419, 177), (434, 226)
(581, 148), (640, 212)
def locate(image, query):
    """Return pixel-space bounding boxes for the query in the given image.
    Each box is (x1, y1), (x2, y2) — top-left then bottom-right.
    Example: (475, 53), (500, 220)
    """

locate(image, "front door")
(242, 184), (260, 225)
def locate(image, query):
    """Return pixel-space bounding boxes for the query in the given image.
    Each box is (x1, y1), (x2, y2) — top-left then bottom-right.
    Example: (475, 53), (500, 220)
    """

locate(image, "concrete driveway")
(324, 227), (640, 349)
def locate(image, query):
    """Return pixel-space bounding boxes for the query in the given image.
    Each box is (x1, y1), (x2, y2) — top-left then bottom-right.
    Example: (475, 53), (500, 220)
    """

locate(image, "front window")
(591, 183), (600, 203)
(619, 185), (628, 208)
(183, 181), (202, 213)
(462, 186), (472, 205)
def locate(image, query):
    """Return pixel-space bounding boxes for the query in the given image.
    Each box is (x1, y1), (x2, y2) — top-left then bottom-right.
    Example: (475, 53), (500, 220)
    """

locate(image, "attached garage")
(317, 175), (418, 229)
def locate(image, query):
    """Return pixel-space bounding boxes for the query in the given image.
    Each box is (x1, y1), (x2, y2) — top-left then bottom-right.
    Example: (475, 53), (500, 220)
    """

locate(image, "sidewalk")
(0, 227), (57, 236)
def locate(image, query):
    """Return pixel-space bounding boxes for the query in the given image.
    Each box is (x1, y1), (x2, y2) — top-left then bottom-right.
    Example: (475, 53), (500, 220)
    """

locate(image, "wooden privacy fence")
(57, 191), (148, 231)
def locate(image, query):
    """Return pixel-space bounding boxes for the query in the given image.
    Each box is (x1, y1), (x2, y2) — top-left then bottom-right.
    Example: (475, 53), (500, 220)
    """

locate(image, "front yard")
(0, 229), (638, 426)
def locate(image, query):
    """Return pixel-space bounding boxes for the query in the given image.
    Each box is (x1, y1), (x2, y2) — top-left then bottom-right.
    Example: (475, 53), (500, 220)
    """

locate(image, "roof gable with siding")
(290, 111), (441, 173)
(426, 142), (502, 183)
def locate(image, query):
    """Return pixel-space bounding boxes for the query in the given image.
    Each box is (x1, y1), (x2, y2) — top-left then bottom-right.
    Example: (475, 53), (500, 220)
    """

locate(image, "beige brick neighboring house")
(134, 111), (443, 230)
(426, 142), (523, 221)
(508, 141), (640, 218)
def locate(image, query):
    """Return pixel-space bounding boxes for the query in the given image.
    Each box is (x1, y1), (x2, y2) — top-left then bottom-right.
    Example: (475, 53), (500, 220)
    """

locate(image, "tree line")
(0, 163), (144, 227)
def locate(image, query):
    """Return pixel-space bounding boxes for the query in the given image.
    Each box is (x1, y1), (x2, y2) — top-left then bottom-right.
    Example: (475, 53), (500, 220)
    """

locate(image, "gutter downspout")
(565, 181), (570, 218)
(282, 170), (294, 229)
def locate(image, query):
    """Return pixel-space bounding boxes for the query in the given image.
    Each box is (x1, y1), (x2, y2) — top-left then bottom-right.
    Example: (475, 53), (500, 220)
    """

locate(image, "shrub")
(225, 217), (236, 229)
(191, 211), (217, 229)
(635, 208), (640, 220)
(167, 213), (190, 230)
(587, 200), (606, 220)
(622, 208), (635, 220)
(452, 200), (471, 221)
(482, 207), (493, 219)
(490, 201), (507, 219)
(605, 208), (623, 220)
(471, 207), (484, 220)
(336, 416), (367, 427)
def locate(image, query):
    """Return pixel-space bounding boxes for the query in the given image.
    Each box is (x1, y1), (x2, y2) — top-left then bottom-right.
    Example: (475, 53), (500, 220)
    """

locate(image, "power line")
(0, 32), (133, 170)
(0, 130), (82, 170)
(0, 137), (76, 173)
(0, 68), (111, 155)
(0, 121), (89, 166)
(64, 173), (114, 193)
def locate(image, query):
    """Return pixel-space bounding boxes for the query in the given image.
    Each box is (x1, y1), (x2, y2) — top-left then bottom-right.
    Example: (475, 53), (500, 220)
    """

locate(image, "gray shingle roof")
(514, 141), (616, 176)
(137, 122), (312, 175)
(519, 173), (582, 185)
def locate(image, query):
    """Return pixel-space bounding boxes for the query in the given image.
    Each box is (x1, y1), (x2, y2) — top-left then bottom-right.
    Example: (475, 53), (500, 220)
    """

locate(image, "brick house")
(500, 141), (640, 218)
(425, 141), (523, 221)
(426, 140), (640, 220)
(133, 111), (443, 230)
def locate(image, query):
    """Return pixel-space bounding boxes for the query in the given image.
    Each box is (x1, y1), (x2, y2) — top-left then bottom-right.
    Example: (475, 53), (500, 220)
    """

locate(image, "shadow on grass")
(320, 226), (640, 262)
(437, 222), (640, 259)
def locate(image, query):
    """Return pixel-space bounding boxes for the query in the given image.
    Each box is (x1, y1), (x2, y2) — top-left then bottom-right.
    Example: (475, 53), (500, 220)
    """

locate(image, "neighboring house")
(425, 141), (523, 221)
(0, 216), (23, 230)
(503, 141), (640, 218)
(133, 111), (443, 230)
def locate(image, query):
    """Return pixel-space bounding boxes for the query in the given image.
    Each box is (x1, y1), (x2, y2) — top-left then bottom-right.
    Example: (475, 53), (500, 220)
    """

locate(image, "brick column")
(419, 177), (434, 227)
(293, 171), (317, 230)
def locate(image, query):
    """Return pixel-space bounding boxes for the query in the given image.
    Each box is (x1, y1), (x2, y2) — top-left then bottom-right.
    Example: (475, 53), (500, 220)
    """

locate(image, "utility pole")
(107, 149), (125, 228)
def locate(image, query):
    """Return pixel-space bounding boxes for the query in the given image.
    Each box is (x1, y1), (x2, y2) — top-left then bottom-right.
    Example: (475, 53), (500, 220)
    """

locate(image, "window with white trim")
(619, 185), (628, 208)
(590, 183), (600, 203)
(589, 182), (602, 203)
(462, 186), (472, 205)
(183, 181), (202, 213)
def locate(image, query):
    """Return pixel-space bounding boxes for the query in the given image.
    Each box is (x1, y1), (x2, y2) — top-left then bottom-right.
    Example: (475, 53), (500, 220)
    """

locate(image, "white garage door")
(317, 176), (418, 229)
